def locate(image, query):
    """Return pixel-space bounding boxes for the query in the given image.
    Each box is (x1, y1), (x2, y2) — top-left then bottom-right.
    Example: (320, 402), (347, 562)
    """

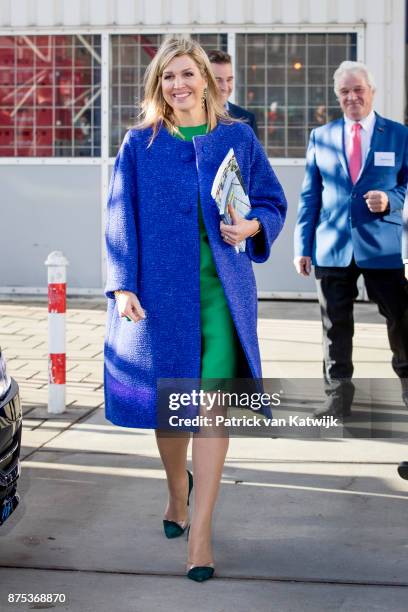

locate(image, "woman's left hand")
(220, 204), (260, 246)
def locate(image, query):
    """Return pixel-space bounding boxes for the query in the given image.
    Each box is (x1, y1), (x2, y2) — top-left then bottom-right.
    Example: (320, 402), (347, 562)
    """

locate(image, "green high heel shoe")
(186, 526), (215, 582)
(163, 469), (193, 539)
(186, 563), (215, 582)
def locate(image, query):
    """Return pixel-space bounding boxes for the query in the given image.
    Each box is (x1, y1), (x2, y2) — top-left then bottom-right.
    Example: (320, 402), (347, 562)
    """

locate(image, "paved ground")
(0, 298), (407, 612)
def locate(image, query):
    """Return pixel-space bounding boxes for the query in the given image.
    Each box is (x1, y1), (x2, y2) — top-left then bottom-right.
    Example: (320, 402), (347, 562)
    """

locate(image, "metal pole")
(45, 251), (69, 414)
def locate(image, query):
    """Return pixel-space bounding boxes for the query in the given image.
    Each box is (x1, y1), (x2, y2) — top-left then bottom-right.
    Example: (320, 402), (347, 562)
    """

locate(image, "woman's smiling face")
(161, 54), (207, 120)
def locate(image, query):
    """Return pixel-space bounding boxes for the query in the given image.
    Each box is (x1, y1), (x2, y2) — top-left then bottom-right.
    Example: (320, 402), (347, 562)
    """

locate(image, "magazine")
(211, 148), (251, 253)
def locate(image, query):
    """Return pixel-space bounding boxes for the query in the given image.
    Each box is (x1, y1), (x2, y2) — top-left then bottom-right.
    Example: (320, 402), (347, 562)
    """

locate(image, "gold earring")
(163, 100), (168, 115)
(201, 87), (208, 109)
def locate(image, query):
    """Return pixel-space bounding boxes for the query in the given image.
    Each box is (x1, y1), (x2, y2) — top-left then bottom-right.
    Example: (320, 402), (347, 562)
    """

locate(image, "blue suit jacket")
(294, 113), (408, 268)
(228, 102), (259, 138)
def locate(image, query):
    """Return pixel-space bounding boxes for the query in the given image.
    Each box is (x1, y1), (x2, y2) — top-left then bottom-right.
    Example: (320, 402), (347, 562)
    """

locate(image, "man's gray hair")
(333, 61), (376, 96)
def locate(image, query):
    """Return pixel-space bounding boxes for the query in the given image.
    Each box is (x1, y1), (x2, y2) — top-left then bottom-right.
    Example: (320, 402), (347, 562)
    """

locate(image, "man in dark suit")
(208, 50), (259, 137)
(293, 60), (408, 419)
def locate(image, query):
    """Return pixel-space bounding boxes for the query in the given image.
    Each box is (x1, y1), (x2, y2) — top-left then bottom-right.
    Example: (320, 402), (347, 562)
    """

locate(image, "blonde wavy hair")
(136, 36), (232, 145)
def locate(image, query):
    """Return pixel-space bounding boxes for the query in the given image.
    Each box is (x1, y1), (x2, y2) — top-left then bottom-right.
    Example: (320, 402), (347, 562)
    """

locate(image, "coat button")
(180, 151), (194, 162)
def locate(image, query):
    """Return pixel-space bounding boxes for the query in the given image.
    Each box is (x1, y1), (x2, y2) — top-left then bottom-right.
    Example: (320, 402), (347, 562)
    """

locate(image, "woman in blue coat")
(104, 37), (287, 582)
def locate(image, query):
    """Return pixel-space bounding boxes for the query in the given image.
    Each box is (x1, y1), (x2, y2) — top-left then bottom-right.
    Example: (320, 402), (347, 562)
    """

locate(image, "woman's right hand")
(115, 291), (146, 323)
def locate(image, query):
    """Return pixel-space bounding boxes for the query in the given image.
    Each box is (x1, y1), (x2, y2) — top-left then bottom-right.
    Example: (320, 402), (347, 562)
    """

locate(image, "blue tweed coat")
(104, 122), (287, 428)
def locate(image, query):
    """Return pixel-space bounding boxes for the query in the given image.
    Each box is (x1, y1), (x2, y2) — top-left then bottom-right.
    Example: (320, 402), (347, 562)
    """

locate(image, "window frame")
(0, 32), (103, 161)
(0, 25), (364, 167)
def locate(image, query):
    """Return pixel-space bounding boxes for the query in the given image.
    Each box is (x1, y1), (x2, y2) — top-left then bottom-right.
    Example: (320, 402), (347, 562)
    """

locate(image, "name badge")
(374, 152), (395, 166)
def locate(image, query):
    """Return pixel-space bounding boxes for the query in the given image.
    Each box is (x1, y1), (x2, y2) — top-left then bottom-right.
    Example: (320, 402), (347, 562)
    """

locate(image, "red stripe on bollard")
(48, 283), (66, 313)
(49, 354), (66, 384)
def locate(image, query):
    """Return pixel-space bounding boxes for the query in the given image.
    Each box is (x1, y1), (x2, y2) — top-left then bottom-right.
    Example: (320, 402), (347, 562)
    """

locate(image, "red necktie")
(349, 122), (362, 184)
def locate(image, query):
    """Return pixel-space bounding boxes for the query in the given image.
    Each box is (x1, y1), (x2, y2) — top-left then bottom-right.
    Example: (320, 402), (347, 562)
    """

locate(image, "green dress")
(174, 124), (238, 379)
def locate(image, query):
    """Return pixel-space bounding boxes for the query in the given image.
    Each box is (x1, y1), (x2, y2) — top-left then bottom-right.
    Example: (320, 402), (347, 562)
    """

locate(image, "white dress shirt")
(344, 109), (376, 181)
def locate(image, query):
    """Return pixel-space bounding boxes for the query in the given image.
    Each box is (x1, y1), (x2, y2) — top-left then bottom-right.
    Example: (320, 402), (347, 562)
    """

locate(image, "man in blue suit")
(208, 50), (259, 137)
(294, 61), (408, 418)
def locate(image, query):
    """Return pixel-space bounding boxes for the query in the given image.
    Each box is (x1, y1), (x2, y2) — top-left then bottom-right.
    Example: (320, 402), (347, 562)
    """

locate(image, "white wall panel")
(388, 0), (405, 120)
(197, 0), (218, 24)
(269, 0), (283, 24)
(0, 166), (102, 290)
(36, 0), (54, 26)
(326, 0), (338, 23)
(336, 0), (357, 23)
(252, 0), (273, 24)
(242, 0), (253, 23)
(308, 0), (328, 23)
(298, 0), (311, 23)
(89, 0), (112, 26)
(362, 0), (385, 22)
(0, 0), (11, 26)
(0, 0), (403, 28)
(80, 0), (90, 28)
(383, 21), (393, 119)
(10, 0), (31, 26)
(281, 0), (302, 24)
(384, 0), (393, 22)
(224, 0), (246, 24)
(366, 23), (386, 114)
(355, 0), (366, 22)
(115, 0), (140, 25)
(143, 0), (165, 25)
(170, 0), (191, 25)
(62, 0), (81, 26)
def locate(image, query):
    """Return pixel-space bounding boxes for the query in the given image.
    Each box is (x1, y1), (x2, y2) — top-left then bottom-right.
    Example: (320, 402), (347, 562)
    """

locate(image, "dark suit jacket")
(227, 102), (259, 138)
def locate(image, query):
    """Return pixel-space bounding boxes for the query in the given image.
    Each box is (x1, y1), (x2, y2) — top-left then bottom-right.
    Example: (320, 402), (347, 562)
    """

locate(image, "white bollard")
(45, 251), (69, 414)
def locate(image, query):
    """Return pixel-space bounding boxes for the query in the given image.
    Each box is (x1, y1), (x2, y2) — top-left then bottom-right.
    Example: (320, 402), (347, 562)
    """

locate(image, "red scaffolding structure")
(0, 35), (96, 156)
